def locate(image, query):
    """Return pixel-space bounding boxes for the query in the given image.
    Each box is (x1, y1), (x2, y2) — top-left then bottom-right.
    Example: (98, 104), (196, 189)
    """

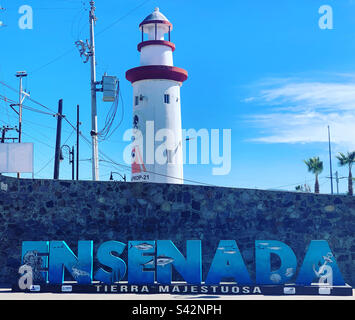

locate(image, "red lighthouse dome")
(139, 7), (173, 30)
(126, 8), (188, 84)
(137, 7), (175, 53)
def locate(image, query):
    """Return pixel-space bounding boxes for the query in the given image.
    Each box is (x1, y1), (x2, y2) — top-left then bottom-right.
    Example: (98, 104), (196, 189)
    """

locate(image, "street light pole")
(110, 171), (127, 182)
(60, 144), (75, 180)
(71, 146), (75, 181)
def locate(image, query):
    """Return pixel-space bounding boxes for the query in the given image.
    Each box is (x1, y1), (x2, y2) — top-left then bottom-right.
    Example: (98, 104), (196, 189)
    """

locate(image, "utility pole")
(328, 125), (334, 194)
(76, 104), (80, 180)
(75, 1), (118, 180)
(53, 99), (63, 180)
(16, 71), (27, 178)
(89, 1), (99, 181)
(75, 2), (118, 180)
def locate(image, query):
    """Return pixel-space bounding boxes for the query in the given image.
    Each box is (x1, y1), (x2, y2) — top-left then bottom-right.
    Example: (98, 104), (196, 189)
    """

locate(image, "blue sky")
(0, 0), (355, 194)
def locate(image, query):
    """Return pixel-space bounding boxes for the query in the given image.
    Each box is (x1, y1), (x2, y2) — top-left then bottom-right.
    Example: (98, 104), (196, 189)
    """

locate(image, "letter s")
(94, 241), (127, 284)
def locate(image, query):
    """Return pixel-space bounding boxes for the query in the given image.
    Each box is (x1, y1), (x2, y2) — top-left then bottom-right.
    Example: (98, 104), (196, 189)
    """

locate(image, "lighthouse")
(126, 8), (188, 184)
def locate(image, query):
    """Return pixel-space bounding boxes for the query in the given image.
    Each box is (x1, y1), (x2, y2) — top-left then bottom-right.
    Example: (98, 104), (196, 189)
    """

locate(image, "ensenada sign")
(16, 239), (349, 295)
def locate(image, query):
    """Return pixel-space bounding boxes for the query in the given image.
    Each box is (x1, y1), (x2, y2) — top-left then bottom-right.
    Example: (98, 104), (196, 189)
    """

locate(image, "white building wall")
(131, 79), (183, 184)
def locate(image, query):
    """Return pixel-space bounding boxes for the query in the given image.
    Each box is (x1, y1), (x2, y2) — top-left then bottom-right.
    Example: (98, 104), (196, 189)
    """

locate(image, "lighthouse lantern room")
(126, 8), (188, 184)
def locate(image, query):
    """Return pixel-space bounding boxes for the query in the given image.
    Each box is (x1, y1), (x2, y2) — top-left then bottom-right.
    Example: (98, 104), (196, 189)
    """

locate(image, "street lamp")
(110, 171), (127, 182)
(60, 145), (75, 180)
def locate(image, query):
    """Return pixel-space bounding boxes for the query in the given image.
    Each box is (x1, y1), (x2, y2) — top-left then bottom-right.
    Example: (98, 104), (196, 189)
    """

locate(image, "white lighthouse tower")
(126, 8), (188, 184)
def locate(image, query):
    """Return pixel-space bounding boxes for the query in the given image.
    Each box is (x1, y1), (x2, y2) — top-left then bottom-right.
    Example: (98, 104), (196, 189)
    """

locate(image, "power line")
(266, 177), (326, 190)
(0, 94), (56, 116)
(0, 80), (57, 114)
(96, 0), (153, 36)
(78, 131), (216, 186)
(27, 0), (153, 75)
(0, 102), (72, 135)
(29, 49), (76, 75)
(21, 131), (54, 149)
(34, 127), (76, 176)
(98, 83), (124, 141)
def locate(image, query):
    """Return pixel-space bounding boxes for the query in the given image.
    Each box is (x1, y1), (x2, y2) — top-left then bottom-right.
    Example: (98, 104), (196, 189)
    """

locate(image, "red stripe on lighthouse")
(126, 65), (188, 83)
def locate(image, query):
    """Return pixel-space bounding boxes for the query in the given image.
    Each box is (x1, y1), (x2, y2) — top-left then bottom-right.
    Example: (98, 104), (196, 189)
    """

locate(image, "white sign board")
(0, 143), (34, 173)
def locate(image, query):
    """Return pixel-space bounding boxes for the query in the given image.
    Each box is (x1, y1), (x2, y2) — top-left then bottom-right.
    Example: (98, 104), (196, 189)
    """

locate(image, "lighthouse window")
(135, 96), (139, 106)
(164, 94), (170, 104)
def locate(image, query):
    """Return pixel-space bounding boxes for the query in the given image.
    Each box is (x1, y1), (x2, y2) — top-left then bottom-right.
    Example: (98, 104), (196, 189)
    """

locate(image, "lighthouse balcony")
(126, 65), (188, 83)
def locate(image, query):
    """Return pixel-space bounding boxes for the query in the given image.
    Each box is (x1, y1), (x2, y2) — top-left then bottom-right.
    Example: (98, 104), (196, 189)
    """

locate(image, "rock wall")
(0, 175), (354, 286)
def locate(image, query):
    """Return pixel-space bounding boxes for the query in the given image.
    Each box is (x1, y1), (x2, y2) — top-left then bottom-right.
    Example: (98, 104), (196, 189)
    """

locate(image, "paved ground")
(0, 289), (353, 300)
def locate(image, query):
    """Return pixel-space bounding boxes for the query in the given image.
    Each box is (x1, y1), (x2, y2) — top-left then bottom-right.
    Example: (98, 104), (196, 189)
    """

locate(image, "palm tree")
(336, 151), (355, 196)
(304, 157), (323, 194)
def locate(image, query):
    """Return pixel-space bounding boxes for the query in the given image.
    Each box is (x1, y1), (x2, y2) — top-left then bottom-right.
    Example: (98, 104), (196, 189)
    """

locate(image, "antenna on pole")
(328, 125), (334, 195)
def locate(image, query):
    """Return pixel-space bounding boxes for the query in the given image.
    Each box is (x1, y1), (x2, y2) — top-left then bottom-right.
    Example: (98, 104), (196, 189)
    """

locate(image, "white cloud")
(244, 76), (355, 150)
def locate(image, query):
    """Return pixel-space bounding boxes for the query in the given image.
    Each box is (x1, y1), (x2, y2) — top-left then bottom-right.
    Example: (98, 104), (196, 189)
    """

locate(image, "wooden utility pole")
(53, 99), (63, 179)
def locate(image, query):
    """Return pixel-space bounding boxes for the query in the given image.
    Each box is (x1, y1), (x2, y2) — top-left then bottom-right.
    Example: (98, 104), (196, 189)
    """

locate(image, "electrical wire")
(97, 82), (124, 141)
(78, 131), (216, 186)
(0, 80), (57, 114)
(28, 0), (153, 76)
(34, 127), (76, 176)
(96, 0), (153, 36)
(266, 177), (327, 190)
(0, 99), (73, 136)
(0, 86), (336, 189)
(0, 95), (56, 117)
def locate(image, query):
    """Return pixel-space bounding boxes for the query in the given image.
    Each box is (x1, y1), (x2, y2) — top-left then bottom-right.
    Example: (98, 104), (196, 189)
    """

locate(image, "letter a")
(19, 5), (33, 30)
(18, 265), (33, 290)
(318, 5), (333, 30)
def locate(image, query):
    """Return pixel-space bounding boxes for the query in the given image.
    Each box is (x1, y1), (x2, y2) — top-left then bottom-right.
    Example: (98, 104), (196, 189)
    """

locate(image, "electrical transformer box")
(102, 75), (118, 102)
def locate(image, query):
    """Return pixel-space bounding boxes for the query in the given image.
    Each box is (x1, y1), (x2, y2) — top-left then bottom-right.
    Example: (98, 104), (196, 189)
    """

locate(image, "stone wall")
(0, 174), (354, 286)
